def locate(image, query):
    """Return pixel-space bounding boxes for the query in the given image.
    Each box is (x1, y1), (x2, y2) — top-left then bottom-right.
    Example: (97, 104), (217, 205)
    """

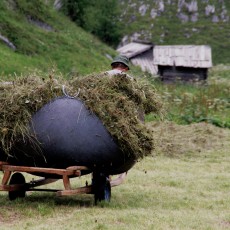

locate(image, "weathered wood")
(2, 165), (82, 177)
(63, 175), (71, 190)
(153, 45), (212, 68)
(1, 170), (11, 185)
(158, 65), (208, 81)
(0, 163), (91, 194)
(0, 184), (24, 192)
(0, 161), (9, 170)
(66, 166), (89, 171)
(110, 172), (127, 187)
(0, 163), (127, 198)
(56, 186), (92, 196)
(117, 42), (157, 75)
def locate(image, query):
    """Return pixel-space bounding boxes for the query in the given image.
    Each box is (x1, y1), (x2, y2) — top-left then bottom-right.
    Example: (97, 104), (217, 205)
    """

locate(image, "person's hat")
(111, 55), (130, 69)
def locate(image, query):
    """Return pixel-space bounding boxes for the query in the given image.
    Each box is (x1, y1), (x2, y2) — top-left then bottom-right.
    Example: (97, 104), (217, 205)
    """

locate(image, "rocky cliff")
(118, 0), (230, 64)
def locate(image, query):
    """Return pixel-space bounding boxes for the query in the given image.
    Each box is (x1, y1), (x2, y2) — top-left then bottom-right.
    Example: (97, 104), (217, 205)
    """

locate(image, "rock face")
(0, 34), (16, 50)
(118, 0), (229, 46)
(121, 0), (229, 22)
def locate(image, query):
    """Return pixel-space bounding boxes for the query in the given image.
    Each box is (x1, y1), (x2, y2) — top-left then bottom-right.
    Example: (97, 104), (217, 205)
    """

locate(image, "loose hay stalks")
(0, 72), (163, 161)
(70, 73), (163, 159)
(0, 75), (65, 155)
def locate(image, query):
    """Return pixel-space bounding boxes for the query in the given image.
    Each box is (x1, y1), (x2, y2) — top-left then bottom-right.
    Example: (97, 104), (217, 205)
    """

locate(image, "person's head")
(111, 55), (130, 72)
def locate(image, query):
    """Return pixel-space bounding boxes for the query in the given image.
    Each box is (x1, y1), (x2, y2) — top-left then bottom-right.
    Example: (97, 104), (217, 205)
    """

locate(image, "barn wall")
(131, 49), (158, 75)
(158, 65), (208, 82)
(153, 45), (212, 68)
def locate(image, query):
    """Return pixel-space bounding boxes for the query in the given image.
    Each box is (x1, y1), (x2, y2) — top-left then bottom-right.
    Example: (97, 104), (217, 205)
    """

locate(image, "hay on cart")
(0, 72), (163, 160)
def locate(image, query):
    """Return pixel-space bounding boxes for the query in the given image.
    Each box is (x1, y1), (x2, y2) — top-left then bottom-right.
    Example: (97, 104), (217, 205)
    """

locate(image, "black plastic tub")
(1, 97), (136, 176)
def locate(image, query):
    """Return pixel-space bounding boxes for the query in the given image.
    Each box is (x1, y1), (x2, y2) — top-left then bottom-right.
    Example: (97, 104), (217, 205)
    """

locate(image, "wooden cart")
(0, 161), (127, 204)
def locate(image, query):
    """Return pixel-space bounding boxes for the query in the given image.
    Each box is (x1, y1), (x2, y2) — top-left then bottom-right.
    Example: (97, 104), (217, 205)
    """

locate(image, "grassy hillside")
(119, 0), (230, 65)
(0, 0), (116, 76)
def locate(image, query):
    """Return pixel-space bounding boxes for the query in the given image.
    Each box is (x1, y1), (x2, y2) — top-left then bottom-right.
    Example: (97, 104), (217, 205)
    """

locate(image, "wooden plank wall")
(131, 49), (158, 75)
(153, 45), (212, 68)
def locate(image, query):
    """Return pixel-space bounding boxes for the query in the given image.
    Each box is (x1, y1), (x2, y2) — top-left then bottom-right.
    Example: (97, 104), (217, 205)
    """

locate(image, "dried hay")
(0, 75), (66, 155)
(69, 73), (163, 159)
(0, 73), (163, 160)
(148, 121), (230, 156)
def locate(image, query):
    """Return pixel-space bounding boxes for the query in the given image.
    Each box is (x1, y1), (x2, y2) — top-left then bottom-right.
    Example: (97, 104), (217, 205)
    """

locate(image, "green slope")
(0, 0), (116, 77)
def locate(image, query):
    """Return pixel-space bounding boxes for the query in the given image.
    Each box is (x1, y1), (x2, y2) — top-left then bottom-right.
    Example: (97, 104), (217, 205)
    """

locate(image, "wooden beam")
(110, 172), (127, 187)
(0, 161), (9, 170)
(0, 184), (24, 192)
(56, 186), (92, 196)
(2, 165), (82, 177)
(63, 175), (71, 190)
(1, 170), (11, 185)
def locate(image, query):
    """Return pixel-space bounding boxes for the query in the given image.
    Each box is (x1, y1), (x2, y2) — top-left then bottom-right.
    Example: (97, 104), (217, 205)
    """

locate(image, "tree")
(61, 0), (122, 47)
(61, 0), (88, 26)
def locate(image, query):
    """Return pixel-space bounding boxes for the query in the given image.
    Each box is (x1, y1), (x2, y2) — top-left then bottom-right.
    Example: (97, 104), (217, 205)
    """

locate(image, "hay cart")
(0, 161), (127, 203)
(0, 97), (135, 204)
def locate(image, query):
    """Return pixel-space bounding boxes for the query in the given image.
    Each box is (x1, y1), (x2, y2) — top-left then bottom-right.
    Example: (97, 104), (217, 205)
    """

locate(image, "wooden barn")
(153, 45), (212, 82)
(117, 42), (157, 75)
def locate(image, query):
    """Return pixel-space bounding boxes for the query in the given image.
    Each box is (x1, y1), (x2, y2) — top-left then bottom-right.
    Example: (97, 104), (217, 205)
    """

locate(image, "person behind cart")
(106, 55), (130, 76)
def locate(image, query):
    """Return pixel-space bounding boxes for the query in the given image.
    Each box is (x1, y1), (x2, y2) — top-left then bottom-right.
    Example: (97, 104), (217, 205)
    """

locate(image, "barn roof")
(153, 45), (212, 68)
(117, 42), (157, 75)
(117, 42), (153, 59)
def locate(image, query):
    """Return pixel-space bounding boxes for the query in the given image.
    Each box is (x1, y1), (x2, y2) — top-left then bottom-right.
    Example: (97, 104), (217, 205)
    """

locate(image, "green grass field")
(0, 131), (229, 230)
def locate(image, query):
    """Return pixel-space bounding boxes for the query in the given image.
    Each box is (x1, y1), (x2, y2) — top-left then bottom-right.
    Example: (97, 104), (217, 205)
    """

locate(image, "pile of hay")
(0, 75), (65, 154)
(0, 73), (163, 160)
(70, 73), (163, 159)
(148, 121), (230, 156)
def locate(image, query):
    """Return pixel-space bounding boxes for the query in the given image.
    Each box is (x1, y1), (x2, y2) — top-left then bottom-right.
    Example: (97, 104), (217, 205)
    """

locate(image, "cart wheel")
(8, 172), (26, 201)
(93, 173), (111, 205)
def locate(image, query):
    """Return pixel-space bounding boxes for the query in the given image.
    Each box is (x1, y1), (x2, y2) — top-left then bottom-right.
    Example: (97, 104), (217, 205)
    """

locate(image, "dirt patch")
(0, 207), (22, 225)
(148, 121), (230, 156)
(0, 213), (3, 222)
(220, 220), (230, 228)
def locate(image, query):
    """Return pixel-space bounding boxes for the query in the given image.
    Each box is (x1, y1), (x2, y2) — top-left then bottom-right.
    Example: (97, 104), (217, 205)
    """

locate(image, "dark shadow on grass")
(0, 192), (94, 207)
(0, 187), (151, 209)
(27, 193), (94, 207)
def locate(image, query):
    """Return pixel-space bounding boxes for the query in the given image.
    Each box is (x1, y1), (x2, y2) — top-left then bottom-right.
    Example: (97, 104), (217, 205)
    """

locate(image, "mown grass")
(0, 143), (229, 229)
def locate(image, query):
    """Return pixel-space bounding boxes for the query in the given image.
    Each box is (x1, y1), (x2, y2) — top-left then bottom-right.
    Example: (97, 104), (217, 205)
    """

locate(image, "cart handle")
(110, 172), (127, 187)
